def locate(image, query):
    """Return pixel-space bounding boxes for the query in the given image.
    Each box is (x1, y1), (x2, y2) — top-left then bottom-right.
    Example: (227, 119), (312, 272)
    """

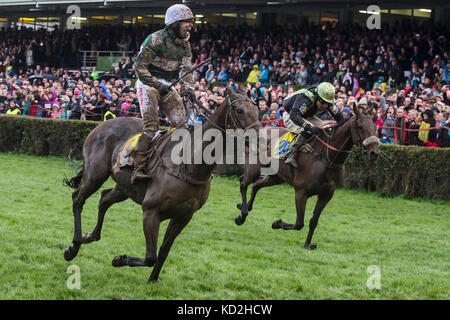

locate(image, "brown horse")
(235, 104), (380, 249)
(63, 87), (260, 282)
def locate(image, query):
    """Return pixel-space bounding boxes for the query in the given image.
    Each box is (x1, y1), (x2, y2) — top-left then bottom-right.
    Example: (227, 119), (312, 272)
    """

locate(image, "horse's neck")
(183, 102), (229, 180)
(319, 118), (354, 165)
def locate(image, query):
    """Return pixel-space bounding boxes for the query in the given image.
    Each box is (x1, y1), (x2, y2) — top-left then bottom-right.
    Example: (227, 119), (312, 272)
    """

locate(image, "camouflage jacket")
(135, 27), (193, 89)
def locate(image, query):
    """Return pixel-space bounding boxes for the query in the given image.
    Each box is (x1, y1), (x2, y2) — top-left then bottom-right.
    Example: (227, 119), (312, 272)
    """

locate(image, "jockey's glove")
(306, 124), (322, 135)
(158, 84), (171, 97)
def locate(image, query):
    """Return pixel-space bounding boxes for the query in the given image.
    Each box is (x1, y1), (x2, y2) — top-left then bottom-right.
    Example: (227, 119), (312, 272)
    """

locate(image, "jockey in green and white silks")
(132, 4), (195, 184)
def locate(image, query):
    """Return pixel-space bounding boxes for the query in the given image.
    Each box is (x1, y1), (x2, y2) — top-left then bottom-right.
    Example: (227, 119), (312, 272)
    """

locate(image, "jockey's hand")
(183, 87), (197, 102)
(306, 124), (322, 135)
(158, 84), (171, 97)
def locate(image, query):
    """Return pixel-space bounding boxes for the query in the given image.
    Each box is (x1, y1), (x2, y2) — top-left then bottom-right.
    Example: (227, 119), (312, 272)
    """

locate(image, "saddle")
(115, 127), (211, 185)
(117, 128), (176, 173)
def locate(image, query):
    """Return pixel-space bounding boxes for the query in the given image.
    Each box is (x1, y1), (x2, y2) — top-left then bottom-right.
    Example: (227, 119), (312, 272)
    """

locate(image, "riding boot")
(131, 133), (154, 184)
(285, 132), (310, 168)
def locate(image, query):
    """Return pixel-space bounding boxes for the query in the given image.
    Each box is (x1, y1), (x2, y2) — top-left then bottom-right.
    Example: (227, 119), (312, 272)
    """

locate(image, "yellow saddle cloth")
(117, 128), (176, 168)
(272, 131), (298, 159)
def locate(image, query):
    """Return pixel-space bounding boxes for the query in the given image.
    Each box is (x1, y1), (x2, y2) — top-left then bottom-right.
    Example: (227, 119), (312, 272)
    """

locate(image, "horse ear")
(366, 106), (374, 115)
(226, 85), (236, 97)
(351, 101), (359, 117)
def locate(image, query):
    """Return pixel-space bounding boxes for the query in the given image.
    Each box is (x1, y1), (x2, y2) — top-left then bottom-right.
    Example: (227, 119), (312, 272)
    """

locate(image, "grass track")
(0, 153), (449, 299)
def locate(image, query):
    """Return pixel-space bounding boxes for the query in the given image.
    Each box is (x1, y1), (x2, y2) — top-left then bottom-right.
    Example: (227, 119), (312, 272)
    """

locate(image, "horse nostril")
(368, 151), (379, 160)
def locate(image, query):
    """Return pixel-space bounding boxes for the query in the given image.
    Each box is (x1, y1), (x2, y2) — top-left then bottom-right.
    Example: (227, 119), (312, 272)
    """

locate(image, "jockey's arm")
(327, 104), (345, 124)
(288, 94), (312, 129)
(180, 43), (195, 89)
(135, 38), (164, 90)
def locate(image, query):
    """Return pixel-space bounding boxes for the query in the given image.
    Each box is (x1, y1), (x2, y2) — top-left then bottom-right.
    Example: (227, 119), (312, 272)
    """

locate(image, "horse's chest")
(302, 163), (340, 194)
(158, 183), (210, 214)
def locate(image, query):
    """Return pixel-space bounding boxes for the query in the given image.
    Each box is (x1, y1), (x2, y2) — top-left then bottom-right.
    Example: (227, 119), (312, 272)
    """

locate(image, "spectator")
(406, 109), (421, 145)
(381, 103), (396, 144)
(257, 98), (269, 121)
(437, 111), (450, 147)
(258, 64), (269, 85)
(342, 107), (352, 120)
(104, 102), (119, 121)
(419, 109), (438, 147)
(246, 65), (261, 83)
(394, 107), (407, 145)
(6, 100), (21, 115)
(205, 64), (215, 83)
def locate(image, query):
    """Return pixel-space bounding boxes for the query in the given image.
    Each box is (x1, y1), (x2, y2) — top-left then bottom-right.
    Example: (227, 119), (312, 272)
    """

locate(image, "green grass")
(0, 152), (449, 300)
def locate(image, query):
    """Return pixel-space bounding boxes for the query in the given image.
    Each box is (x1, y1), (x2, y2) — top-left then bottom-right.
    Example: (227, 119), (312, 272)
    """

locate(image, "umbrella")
(28, 74), (58, 81)
(98, 74), (120, 82)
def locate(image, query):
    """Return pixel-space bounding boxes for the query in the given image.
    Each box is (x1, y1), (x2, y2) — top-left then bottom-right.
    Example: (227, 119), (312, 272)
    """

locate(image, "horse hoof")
(112, 255), (128, 267)
(236, 202), (242, 210)
(235, 215), (246, 226)
(64, 246), (79, 261)
(271, 219), (282, 229)
(304, 244), (317, 250)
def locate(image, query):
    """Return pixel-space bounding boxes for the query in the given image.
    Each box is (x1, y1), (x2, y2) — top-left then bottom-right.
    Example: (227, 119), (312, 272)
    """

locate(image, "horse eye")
(236, 108), (244, 114)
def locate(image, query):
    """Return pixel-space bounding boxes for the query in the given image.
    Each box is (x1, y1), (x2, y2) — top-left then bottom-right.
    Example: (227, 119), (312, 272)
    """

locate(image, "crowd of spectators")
(1, 19), (449, 147)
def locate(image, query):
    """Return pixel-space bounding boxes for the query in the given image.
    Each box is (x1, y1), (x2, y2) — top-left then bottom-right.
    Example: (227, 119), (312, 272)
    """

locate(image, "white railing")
(79, 50), (134, 70)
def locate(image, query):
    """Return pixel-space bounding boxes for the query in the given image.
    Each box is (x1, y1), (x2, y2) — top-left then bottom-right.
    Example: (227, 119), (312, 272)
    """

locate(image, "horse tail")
(64, 170), (83, 190)
(63, 149), (84, 190)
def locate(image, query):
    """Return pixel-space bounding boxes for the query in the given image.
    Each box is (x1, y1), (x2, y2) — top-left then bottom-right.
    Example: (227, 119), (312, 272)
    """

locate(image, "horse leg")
(148, 216), (192, 283)
(304, 190), (334, 250)
(235, 175), (254, 225)
(112, 210), (160, 268)
(248, 175), (282, 211)
(236, 165), (260, 212)
(82, 186), (128, 244)
(236, 175), (282, 226)
(272, 188), (307, 231)
(64, 177), (106, 261)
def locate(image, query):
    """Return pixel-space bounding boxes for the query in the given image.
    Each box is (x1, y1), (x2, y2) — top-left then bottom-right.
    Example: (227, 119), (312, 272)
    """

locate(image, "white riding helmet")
(165, 4), (194, 26)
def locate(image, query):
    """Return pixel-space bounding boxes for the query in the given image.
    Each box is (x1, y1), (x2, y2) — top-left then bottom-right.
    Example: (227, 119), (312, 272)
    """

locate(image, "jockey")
(283, 82), (344, 168)
(132, 4), (196, 184)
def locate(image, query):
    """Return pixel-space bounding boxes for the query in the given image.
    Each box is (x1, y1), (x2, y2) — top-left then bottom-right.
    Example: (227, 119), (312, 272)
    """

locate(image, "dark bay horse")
(63, 87), (260, 282)
(235, 104), (380, 249)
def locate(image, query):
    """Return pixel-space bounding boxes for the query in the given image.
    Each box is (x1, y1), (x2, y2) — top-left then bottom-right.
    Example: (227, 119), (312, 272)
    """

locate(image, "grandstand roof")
(0, 0), (448, 16)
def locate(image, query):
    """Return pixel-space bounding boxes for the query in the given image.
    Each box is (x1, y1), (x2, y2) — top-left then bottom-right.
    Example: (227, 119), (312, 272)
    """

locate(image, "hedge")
(0, 115), (98, 159)
(1, 115), (449, 201)
(344, 144), (450, 201)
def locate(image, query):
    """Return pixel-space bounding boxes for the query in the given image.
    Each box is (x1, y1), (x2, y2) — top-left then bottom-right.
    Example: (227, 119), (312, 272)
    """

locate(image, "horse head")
(350, 103), (380, 161)
(221, 86), (261, 131)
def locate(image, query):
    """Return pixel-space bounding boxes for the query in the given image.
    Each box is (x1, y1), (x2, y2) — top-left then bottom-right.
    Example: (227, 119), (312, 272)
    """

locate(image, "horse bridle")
(315, 114), (379, 165)
(190, 93), (260, 135)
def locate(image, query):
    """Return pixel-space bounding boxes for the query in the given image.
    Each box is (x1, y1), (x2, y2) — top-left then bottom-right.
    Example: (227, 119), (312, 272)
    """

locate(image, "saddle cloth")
(272, 120), (335, 160)
(272, 131), (298, 159)
(117, 128), (176, 168)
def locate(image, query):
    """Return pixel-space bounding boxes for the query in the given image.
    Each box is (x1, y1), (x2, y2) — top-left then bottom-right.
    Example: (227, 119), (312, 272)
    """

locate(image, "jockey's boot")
(285, 132), (309, 168)
(131, 133), (154, 184)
